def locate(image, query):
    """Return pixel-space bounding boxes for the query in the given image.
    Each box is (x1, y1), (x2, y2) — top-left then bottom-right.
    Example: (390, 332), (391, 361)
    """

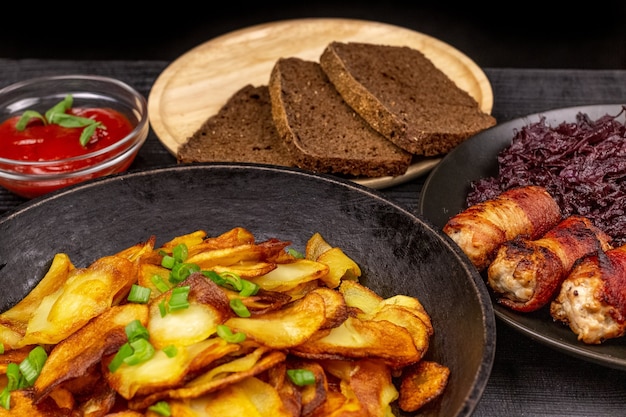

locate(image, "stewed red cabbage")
(467, 106), (626, 246)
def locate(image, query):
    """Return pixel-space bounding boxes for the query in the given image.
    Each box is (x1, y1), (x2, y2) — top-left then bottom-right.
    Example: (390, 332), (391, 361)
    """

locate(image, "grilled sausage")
(488, 215), (612, 312)
(551, 244), (626, 344)
(443, 185), (562, 270)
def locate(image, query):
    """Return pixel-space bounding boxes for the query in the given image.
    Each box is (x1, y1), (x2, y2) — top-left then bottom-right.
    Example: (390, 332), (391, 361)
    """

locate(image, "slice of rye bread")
(177, 84), (297, 167)
(319, 41), (497, 156)
(268, 57), (412, 178)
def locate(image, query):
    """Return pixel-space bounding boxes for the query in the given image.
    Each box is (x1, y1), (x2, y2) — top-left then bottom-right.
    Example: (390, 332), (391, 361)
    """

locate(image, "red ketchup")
(0, 107), (134, 198)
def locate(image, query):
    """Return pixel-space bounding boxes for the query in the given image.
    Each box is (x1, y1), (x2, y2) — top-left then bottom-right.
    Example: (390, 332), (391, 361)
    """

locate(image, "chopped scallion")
(151, 274), (171, 293)
(163, 345), (178, 358)
(287, 369), (316, 386)
(229, 298), (251, 318)
(108, 342), (133, 373)
(172, 244), (188, 263)
(123, 338), (155, 366)
(128, 284), (151, 304)
(18, 346), (47, 386)
(0, 387), (10, 410)
(169, 262), (200, 283)
(125, 319), (149, 342)
(161, 255), (176, 269)
(148, 400), (172, 416)
(239, 279), (260, 297)
(287, 248), (305, 258)
(216, 324), (246, 343)
(167, 286), (190, 312)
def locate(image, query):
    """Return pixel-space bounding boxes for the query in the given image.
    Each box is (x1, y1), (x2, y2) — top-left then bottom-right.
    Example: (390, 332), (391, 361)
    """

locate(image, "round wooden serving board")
(148, 18), (494, 188)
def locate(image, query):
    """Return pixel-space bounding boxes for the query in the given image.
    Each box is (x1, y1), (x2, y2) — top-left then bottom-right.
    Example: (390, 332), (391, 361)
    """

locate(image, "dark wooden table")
(1, 59), (626, 416)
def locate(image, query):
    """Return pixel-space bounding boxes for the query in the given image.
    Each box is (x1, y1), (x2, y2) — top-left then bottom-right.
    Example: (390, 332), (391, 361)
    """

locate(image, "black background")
(1, 2), (625, 69)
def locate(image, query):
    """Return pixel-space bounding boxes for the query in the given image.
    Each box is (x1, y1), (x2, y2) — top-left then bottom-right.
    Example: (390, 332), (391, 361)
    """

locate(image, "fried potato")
(291, 315), (421, 367)
(105, 337), (239, 400)
(186, 238), (292, 270)
(225, 291), (327, 348)
(399, 360), (451, 412)
(0, 227), (449, 416)
(306, 232), (362, 288)
(129, 347), (286, 409)
(0, 388), (71, 416)
(148, 274), (232, 348)
(0, 253), (75, 349)
(169, 375), (294, 417)
(18, 255), (139, 347)
(251, 259), (330, 292)
(33, 303), (149, 402)
(323, 359), (398, 417)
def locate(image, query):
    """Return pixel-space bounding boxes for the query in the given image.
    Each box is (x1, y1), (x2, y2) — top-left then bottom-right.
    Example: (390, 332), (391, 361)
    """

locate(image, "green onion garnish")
(127, 284), (151, 304)
(151, 274), (171, 293)
(161, 255), (176, 269)
(18, 346), (47, 386)
(169, 262), (200, 284)
(287, 248), (305, 258)
(108, 342), (133, 373)
(216, 324), (246, 343)
(287, 369), (316, 386)
(163, 345), (178, 358)
(125, 319), (150, 342)
(167, 286), (190, 312)
(148, 401), (172, 416)
(123, 338), (155, 366)
(172, 244), (188, 263)
(229, 298), (251, 318)
(239, 279), (260, 297)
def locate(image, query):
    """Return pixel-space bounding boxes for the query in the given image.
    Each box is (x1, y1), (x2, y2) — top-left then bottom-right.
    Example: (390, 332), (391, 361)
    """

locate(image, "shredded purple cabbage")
(467, 106), (626, 246)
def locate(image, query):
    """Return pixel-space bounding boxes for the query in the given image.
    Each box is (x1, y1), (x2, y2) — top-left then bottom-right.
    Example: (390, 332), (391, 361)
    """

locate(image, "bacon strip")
(443, 185), (562, 270)
(487, 215), (612, 312)
(551, 244), (626, 344)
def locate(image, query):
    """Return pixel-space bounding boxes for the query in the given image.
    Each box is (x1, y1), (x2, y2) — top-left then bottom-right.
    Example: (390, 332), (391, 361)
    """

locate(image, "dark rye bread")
(320, 41), (497, 156)
(268, 57), (412, 178)
(177, 84), (297, 167)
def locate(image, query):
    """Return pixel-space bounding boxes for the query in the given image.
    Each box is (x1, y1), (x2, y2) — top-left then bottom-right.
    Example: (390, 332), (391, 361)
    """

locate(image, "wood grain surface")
(147, 18), (494, 188)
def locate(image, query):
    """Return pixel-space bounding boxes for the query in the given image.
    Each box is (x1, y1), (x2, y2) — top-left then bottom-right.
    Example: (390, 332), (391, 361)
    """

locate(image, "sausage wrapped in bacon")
(487, 215), (612, 312)
(443, 185), (562, 270)
(551, 244), (626, 344)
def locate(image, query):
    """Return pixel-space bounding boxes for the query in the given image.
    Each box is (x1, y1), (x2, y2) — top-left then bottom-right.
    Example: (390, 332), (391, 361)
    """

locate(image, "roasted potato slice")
(182, 227), (255, 256)
(225, 291), (327, 349)
(0, 253), (75, 349)
(323, 359), (398, 417)
(159, 230), (208, 252)
(148, 274), (232, 349)
(0, 388), (72, 416)
(34, 303), (149, 402)
(186, 238), (292, 270)
(338, 279), (383, 314)
(251, 260), (329, 292)
(105, 337), (240, 400)
(306, 233), (361, 288)
(130, 347), (286, 409)
(291, 315), (421, 367)
(19, 255), (139, 347)
(169, 375), (293, 417)
(399, 360), (450, 412)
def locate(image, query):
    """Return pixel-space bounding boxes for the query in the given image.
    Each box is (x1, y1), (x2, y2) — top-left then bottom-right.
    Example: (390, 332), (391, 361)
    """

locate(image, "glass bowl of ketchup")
(0, 75), (149, 199)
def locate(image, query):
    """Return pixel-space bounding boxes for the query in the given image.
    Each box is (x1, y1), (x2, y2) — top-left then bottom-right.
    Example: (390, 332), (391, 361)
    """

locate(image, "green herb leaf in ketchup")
(16, 94), (105, 146)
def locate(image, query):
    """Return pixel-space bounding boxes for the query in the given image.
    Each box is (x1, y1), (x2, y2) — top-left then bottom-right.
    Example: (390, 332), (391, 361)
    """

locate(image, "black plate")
(0, 163), (495, 417)
(419, 104), (626, 370)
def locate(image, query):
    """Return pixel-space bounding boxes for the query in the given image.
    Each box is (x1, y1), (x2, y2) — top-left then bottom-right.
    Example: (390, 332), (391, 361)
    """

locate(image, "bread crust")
(320, 41), (497, 156)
